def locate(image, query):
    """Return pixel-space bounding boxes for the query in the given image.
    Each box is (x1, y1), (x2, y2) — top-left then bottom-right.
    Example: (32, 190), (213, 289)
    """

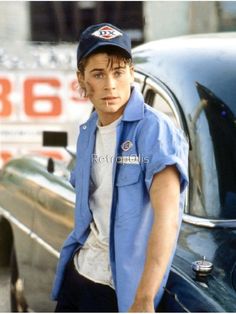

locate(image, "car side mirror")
(47, 157), (55, 173)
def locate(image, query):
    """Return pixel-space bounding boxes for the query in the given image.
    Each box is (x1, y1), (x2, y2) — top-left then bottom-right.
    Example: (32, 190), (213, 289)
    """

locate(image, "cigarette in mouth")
(106, 100), (109, 107)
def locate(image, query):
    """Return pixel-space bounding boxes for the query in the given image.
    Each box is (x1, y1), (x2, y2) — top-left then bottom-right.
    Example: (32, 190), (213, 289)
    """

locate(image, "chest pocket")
(116, 164), (141, 186)
(115, 163), (143, 221)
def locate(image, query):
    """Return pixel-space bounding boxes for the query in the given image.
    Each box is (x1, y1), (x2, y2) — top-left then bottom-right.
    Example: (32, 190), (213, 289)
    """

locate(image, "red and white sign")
(0, 71), (93, 167)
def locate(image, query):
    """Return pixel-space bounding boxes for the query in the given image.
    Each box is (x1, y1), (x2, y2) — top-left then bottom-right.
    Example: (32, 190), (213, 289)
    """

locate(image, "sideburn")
(77, 71), (93, 98)
(84, 81), (94, 98)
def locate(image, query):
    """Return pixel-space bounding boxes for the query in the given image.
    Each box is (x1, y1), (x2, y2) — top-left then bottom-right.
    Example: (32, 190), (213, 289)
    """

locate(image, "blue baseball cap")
(77, 23), (132, 65)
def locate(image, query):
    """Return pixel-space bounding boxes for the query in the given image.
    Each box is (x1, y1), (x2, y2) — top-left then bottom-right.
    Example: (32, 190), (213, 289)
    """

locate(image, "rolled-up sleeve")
(138, 113), (189, 193)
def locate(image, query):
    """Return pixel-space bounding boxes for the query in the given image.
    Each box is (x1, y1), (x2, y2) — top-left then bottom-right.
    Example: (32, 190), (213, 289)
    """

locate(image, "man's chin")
(102, 104), (124, 113)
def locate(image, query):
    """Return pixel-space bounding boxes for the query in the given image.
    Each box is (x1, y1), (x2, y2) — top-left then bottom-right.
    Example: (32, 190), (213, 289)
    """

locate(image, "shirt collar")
(122, 86), (144, 122)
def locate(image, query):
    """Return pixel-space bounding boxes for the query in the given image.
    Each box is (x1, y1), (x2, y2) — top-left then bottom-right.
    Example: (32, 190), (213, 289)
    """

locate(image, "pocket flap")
(116, 164), (141, 186)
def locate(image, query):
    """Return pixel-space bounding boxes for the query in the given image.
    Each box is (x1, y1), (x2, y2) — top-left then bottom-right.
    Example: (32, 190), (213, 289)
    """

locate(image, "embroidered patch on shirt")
(121, 140), (133, 152)
(92, 26), (122, 40)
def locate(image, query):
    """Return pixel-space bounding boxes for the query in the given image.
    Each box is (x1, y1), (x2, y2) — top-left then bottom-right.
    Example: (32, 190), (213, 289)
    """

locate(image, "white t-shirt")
(74, 116), (122, 288)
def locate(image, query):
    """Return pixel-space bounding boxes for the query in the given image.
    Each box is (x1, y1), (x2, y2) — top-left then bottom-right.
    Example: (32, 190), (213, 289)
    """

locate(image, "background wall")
(1, 1), (236, 43)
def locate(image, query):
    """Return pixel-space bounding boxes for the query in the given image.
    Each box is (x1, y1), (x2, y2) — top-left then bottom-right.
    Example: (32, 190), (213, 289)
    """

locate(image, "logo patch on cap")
(92, 25), (122, 40)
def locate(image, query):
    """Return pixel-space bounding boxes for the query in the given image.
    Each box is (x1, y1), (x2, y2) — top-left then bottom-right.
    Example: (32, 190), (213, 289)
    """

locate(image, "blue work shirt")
(51, 86), (189, 312)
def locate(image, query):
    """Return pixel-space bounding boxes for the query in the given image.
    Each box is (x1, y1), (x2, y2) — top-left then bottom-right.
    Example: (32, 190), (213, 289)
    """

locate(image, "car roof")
(132, 32), (236, 116)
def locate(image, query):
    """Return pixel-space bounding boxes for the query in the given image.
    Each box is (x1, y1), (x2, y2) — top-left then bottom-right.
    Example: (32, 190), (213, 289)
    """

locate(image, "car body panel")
(0, 157), (74, 310)
(132, 33), (236, 118)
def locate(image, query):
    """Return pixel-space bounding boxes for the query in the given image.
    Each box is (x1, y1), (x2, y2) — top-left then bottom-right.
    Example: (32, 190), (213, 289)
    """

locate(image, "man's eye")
(114, 71), (123, 77)
(94, 73), (104, 79)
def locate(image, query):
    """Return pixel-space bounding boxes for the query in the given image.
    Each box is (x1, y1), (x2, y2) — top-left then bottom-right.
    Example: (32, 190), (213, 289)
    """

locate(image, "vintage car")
(0, 33), (236, 312)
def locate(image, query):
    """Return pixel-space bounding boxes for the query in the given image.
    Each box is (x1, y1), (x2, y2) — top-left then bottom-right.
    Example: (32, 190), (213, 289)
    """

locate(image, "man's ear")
(76, 71), (85, 88)
(76, 71), (87, 97)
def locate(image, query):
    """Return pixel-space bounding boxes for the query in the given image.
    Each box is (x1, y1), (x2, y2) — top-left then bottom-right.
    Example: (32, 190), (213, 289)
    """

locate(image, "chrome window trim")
(144, 77), (184, 129)
(183, 214), (236, 228)
(134, 71), (146, 91)
(0, 206), (60, 259)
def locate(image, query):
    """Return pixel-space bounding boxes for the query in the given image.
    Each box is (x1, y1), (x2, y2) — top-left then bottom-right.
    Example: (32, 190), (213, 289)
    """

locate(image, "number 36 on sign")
(0, 72), (91, 120)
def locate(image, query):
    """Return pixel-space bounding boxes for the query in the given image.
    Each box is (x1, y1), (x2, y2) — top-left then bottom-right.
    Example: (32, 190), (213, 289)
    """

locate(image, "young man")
(52, 23), (189, 312)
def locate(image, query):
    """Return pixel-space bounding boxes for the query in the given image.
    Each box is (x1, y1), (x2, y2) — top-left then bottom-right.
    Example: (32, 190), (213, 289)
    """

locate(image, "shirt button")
(82, 125), (87, 130)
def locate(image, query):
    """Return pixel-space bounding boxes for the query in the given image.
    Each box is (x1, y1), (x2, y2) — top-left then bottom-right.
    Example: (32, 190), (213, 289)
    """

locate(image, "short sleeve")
(137, 113), (189, 193)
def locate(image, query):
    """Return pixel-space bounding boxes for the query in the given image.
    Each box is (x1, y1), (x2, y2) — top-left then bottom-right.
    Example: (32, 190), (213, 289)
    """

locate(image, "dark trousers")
(55, 257), (119, 312)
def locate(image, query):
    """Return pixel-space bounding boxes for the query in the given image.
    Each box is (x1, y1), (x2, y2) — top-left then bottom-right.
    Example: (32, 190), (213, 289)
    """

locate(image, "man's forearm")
(134, 214), (179, 302)
(129, 165), (181, 312)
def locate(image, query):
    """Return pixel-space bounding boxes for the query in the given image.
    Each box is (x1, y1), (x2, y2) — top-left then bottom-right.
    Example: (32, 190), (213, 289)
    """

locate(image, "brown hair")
(77, 46), (133, 74)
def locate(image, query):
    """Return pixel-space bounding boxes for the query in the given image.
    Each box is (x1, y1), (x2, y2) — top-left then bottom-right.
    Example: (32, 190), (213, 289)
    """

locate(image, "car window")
(196, 83), (236, 219)
(142, 78), (183, 129)
(134, 71), (145, 92)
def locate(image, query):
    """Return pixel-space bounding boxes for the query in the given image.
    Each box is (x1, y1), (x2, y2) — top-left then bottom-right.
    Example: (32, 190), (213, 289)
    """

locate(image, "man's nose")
(104, 74), (116, 90)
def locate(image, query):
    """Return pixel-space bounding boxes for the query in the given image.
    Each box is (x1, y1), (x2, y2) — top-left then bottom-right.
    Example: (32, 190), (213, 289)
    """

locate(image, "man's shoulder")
(140, 104), (176, 132)
(140, 104), (189, 150)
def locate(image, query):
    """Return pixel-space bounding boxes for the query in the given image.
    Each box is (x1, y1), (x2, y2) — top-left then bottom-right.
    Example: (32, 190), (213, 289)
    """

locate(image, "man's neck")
(97, 108), (125, 126)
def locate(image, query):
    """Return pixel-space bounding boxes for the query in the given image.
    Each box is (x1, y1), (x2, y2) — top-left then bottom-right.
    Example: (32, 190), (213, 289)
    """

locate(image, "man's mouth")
(101, 97), (119, 101)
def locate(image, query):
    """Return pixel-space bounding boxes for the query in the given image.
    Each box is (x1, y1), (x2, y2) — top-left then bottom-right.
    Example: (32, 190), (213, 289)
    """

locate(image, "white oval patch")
(121, 140), (133, 152)
(92, 25), (122, 40)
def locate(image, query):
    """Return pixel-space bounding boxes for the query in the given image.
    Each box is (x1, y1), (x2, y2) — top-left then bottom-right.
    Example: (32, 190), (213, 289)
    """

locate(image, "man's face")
(78, 53), (134, 124)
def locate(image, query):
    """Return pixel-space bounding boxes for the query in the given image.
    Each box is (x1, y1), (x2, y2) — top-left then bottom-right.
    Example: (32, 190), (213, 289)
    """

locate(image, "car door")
(26, 159), (75, 312)
(0, 159), (40, 310)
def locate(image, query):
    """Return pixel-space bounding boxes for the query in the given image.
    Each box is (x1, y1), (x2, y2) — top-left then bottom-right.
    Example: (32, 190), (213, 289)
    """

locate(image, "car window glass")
(150, 90), (179, 128)
(196, 83), (236, 219)
(142, 78), (183, 129)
